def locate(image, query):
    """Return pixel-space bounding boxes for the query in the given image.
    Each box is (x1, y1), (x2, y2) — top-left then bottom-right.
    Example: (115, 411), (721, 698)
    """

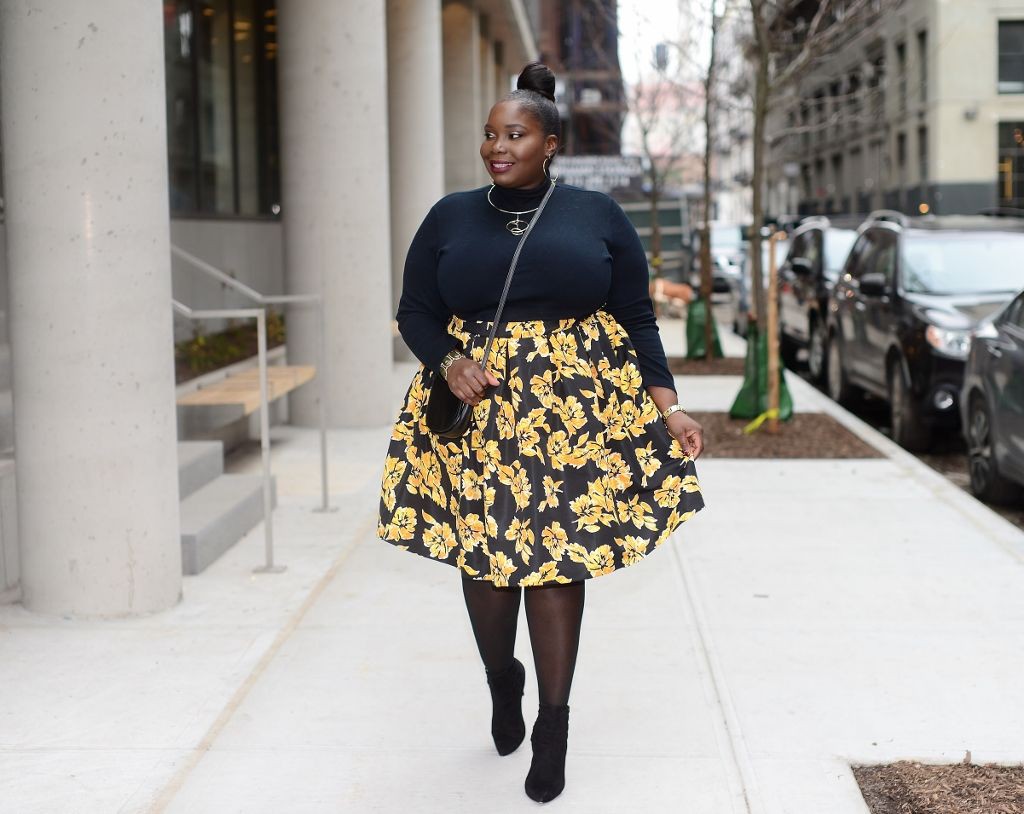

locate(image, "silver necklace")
(487, 181), (553, 235)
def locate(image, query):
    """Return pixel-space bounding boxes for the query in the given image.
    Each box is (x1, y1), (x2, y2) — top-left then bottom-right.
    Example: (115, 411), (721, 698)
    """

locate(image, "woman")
(378, 62), (705, 804)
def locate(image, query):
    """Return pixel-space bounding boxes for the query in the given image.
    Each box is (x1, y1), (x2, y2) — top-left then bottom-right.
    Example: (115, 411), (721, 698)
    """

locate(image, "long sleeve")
(395, 205), (459, 375)
(603, 197), (676, 391)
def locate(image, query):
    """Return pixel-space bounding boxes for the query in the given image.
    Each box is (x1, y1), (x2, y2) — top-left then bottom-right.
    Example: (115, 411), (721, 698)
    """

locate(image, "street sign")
(554, 155), (643, 193)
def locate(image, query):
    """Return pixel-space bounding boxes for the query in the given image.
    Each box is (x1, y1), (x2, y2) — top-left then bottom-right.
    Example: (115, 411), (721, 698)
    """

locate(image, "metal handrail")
(171, 246), (333, 574)
(173, 300), (283, 573)
(171, 244), (331, 518)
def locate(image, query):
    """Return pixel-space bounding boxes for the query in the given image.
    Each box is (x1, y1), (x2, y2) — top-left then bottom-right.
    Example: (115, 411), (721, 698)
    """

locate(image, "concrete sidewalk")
(2, 328), (1024, 813)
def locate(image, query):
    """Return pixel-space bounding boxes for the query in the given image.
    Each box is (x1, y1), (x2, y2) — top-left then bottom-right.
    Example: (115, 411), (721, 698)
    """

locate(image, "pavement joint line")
(669, 536), (762, 814)
(145, 511), (376, 814)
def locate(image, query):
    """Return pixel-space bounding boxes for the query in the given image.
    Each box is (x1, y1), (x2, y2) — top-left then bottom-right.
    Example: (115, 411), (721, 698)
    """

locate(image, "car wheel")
(807, 321), (827, 383)
(826, 334), (857, 406)
(967, 394), (1021, 504)
(888, 360), (932, 452)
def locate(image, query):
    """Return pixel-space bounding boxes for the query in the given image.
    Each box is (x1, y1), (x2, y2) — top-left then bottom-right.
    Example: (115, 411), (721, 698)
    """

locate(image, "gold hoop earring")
(543, 154), (556, 179)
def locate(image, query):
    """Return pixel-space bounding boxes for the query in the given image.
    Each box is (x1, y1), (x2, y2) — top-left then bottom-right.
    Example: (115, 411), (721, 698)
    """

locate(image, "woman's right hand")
(445, 358), (499, 406)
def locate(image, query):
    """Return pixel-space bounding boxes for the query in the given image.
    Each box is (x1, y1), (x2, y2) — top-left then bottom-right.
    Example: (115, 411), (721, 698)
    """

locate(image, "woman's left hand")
(666, 411), (704, 460)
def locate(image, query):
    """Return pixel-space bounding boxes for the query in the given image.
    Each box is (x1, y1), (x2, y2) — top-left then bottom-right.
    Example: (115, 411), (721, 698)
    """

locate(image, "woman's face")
(480, 101), (558, 189)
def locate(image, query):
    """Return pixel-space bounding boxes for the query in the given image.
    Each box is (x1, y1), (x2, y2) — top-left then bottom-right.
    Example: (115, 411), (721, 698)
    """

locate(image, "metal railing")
(171, 244), (332, 574)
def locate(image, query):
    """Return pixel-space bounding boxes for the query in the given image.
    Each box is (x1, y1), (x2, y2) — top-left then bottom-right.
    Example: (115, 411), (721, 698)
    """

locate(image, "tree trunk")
(650, 176), (662, 281)
(749, 0), (770, 331)
(701, 2), (720, 361)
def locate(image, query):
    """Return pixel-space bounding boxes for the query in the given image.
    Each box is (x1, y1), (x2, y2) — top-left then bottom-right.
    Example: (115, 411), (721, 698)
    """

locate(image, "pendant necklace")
(486, 181), (552, 235)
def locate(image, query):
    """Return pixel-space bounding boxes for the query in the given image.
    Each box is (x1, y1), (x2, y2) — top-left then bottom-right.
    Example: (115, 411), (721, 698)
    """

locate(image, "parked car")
(732, 234), (790, 338)
(826, 212), (1024, 451)
(777, 216), (858, 380)
(689, 222), (749, 298)
(961, 290), (1024, 502)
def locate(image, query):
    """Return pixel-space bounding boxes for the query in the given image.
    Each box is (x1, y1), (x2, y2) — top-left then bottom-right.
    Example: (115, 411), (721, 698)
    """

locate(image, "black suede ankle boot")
(524, 702), (570, 803)
(485, 658), (526, 755)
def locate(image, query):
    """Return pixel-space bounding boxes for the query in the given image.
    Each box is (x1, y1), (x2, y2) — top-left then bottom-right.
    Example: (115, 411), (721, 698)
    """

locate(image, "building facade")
(766, 0), (1024, 217)
(0, 0), (536, 616)
(535, 0), (625, 156)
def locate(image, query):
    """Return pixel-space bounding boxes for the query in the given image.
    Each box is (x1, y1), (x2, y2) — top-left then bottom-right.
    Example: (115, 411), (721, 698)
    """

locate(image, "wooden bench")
(177, 365), (316, 424)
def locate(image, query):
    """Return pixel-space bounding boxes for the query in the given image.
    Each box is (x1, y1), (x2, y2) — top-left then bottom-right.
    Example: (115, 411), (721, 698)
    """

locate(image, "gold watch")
(661, 404), (687, 422)
(439, 350), (465, 380)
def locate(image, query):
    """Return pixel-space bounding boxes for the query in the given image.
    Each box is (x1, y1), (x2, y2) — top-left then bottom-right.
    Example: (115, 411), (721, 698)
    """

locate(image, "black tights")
(461, 574), (585, 707)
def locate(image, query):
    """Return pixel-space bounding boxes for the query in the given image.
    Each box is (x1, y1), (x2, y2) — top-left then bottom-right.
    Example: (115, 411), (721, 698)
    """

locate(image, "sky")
(617, 0), (710, 86)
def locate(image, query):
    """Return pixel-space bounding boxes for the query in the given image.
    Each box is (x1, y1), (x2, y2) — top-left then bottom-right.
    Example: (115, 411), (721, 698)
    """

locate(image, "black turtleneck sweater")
(395, 180), (676, 391)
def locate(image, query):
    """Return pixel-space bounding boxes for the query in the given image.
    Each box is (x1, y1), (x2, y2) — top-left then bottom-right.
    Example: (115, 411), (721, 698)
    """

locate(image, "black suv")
(825, 212), (1024, 451)
(778, 216), (858, 381)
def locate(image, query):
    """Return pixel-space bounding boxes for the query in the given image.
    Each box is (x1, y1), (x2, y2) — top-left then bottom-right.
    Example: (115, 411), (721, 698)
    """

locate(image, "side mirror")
(790, 257), (814, 277)
(858, 272), (889, 297)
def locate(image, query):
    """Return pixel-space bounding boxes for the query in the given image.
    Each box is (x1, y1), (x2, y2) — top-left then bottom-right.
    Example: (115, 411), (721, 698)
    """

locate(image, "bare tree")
(699, 2), (721, 360)
(746, 0), (883, 328)
(628, 58), (702, 279)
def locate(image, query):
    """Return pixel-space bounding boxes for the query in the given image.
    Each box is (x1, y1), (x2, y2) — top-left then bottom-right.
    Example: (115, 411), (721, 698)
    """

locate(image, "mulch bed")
(854, 760), (1024, 814)
(667, 356), (747, 376)
(690, 411), (883, 459)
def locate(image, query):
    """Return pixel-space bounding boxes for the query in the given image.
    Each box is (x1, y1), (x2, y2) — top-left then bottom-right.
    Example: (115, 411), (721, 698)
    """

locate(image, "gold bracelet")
(661, 404), (687, 422)
(439, 350), (465, 380)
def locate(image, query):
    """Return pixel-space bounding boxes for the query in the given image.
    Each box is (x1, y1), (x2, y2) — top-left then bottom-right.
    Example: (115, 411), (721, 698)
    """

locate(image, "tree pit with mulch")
(667, 356), (747, 376)
(854, 759), (1024, 814)
(690, 411), (883, 459)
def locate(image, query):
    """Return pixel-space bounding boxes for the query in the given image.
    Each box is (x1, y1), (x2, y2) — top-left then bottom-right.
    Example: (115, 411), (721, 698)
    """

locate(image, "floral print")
(378, 310), (704, 586)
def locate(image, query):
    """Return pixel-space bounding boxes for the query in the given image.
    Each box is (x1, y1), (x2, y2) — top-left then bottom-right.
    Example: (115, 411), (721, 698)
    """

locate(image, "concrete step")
(177, 441), (224, 499)
(179, 474), (277, 575)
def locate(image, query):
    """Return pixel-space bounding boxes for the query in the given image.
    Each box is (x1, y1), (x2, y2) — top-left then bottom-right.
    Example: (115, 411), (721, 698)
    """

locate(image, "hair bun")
(516, 62), (556, 103)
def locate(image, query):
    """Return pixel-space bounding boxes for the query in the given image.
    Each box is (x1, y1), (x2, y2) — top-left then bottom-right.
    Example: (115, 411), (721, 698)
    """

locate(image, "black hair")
(504, 62), (562, 154)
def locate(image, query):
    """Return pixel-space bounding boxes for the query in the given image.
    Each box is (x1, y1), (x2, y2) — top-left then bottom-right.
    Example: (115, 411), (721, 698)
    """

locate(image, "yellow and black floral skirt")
(377, 310), (704, 586)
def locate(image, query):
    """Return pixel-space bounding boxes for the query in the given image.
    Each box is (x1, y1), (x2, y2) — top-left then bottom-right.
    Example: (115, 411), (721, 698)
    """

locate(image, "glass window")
(869, 231), (898, 285)
(998, 122), (1024, 209)
(165, 1), (199, 212)
(999, 21), (1024, 94)
(843, 233), (873, 280)
(918, 126), (928, 183)
(1001, 295), (1024, 328)
(163, 0), (280, 217)
(917, 30), (928, 102)
(824, 228), (857, 275)
(197, 0), (235, 215)
(901, 232), (1024, 295)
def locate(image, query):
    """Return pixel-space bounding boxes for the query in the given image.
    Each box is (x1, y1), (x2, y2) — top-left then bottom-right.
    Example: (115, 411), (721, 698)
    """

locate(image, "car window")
(793, 228), (823, 273)
(824, 229), (857, 272)
(1005, 295), (1024, 329)
(871, 231), (898, 285)
(787, 233), (807, 264)
(843, 232), (874, 280)
(901, 232), (1024, 295)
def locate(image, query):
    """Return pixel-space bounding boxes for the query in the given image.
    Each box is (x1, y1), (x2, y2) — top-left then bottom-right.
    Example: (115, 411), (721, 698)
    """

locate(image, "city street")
(0, 2), (1022, 813)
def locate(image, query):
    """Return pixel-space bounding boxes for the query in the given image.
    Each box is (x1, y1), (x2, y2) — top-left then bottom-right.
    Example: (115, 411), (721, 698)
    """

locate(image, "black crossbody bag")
(424, 180), (556, 439)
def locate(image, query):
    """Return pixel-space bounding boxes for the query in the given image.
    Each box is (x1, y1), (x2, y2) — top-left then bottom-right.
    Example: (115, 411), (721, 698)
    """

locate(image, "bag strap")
(478, 179), (557, 371)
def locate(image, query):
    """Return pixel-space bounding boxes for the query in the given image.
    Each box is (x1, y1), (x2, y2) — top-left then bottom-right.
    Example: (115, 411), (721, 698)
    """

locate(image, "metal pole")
(314, 298), (333, 513)
(254, 308), (285, 573)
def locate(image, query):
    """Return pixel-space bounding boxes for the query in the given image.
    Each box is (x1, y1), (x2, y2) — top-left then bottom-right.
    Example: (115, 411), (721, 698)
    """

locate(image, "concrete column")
(479, 17), (497, 160)
(0, 1), (181, 616)
(387, 0), (445, 359)
(278, 1), (393, 426)
(443, 2), (482, 192)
